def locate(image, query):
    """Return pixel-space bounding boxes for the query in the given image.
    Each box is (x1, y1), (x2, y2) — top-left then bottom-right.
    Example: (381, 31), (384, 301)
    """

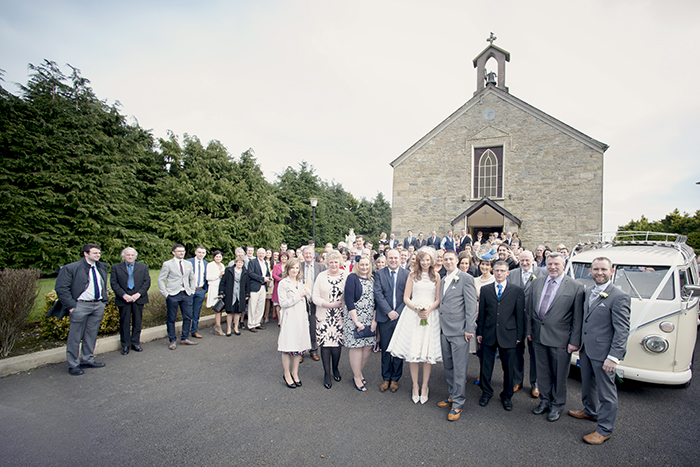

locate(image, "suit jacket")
(415, 238), (427, 248)
(187, 257), (209, 292)
(403, 236), (416, 249)
(247, 258), (270, 293)
(55, 259), (109, 311)
(427, 236), (441, 249)
(458, 236), (472, 251)
(388, 238), (399, 249)
(158, 257), (195, 297)
(110, 261), (150, 307)
(218, 266), (250, 313)
(374, 266), (409, 323)
(527, 274), (584, 348)
(303, 261), (326, 313)
(477, 282), (524, 348)
(438, 270), (478, 336)
(509, 266), (547, 313)
(581, 284), (631, 361)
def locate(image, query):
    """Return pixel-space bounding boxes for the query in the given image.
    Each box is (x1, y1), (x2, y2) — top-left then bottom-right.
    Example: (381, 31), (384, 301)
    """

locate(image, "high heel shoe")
(293, 379), (302, 387)
(412, 388), (420, 404)
(283, 375), (296, 389)
(334, 375), (341, 382)
(354, 378), (367, 392)
(420, 388), (429, 405)
(324, 375), (332, 389)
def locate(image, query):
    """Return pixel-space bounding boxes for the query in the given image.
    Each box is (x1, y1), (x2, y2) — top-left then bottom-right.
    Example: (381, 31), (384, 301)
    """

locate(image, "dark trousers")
(377, 319), (403, 382)
(513, 338), (537, 386)
(191, 288), (206, 334)
(308, 304), (318, 354)
(118, 302), (143, 347)
(166, 291), (192, 342)
(480, 344), (517, 400)
(533, 341), (571, 411)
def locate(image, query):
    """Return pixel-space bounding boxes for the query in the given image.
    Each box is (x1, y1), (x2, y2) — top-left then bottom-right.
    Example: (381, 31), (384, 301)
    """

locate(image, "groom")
(437, 250), (478, 421)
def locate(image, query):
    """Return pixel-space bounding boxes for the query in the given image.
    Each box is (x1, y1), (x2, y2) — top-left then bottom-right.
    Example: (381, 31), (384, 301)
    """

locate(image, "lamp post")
(310, 198), (318, 244)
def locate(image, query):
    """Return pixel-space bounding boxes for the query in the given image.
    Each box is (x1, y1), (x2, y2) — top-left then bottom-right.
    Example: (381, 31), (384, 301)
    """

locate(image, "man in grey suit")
(510, 250), (547, 397)
(568, 257), (630, 445)
(302, 245), (325, 360)
(527, 252), (584, 422)
(436, 250), (478, 421)
(158, 243), (198, 350)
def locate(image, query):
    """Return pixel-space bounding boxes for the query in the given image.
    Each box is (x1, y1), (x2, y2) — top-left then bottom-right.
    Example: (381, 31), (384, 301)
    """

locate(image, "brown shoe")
(180, 338), (198, 345)
(568, 410), (598, 421)
(389, 381), (399, 392)
(513, 384), (522, 393)
(192, 332), (203, 339)
(447, 408), (462, 421)
(531, 387), (540, 398)
(299, 356), (304, 363)
(583, 431), (610, 445)
(311, 353), (320, 361)
(379, 381), (390, 392)
(437, 398), (453, 408)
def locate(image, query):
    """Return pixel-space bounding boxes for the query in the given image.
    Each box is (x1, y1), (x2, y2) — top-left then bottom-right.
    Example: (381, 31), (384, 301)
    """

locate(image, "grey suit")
(438, 270), (478, 411)
(158, 257), (196, 342)
(579, 283), (630, 436)
(527, 274), (584, 411)
(510, 266), (547, 387)
(303, 261), (326, 354)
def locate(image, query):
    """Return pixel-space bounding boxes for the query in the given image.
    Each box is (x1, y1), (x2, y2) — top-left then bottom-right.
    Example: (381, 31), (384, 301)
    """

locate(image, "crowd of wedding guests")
(59, 228), (626, 445)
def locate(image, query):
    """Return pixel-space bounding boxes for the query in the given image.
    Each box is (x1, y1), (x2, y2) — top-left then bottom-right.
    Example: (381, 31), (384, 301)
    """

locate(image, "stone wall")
(391, 91), (603, 250)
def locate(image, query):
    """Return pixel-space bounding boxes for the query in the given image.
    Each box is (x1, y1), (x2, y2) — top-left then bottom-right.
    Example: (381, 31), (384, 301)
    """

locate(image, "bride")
(387, 248), (441, 404)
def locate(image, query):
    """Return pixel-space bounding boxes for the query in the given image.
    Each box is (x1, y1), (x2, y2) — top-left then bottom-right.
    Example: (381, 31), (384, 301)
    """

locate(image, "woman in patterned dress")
(312, 250), (347, 389)
(343, 255), (376, 392)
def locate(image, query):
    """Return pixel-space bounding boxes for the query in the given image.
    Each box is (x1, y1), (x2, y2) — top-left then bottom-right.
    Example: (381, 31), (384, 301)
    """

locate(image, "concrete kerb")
(0, 314), (217, 378)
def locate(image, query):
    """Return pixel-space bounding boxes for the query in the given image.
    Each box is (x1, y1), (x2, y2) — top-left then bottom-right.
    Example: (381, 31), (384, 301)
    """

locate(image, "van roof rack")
(574, 231), (695, 262)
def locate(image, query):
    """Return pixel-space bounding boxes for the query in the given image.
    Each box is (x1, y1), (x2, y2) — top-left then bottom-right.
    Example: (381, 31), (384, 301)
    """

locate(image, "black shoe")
(121, 347), (129, 355)
(502, 398), (513, 411)
(532, 402), (550, 415)
(284, 377), (296, 389)
(547, 410), (561, 422)
(479, 396), (490, 407)
(333, 374), (342, 382)
(249, 327), (258, 333)
(79, 361), (106, 368)
(131, 344), (143, 352)
(294, 380), (302, 387)
(258, 325), (266, 330)
(68, 367), (84, 376)
(324, 382), (332, 389)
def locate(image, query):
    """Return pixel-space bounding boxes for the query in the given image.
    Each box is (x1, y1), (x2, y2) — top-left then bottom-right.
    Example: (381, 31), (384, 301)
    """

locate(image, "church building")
(390, 36), (608, 249)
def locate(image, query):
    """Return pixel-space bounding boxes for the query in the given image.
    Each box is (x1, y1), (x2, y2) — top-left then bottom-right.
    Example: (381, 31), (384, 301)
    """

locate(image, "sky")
(1, 0), (699, 233)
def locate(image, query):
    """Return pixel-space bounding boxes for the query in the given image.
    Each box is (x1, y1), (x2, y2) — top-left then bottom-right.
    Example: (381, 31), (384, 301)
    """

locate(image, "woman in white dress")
(277, 258), (312, 388)
(387, 249), (441, 404)
(206, 251), (225, 308)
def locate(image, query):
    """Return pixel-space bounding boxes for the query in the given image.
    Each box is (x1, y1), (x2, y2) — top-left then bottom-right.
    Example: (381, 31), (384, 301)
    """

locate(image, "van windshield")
(570, 263), (675, 300)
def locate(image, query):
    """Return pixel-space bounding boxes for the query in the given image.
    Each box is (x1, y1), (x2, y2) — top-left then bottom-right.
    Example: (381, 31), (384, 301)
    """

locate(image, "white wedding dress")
(387, 273), (442, 364)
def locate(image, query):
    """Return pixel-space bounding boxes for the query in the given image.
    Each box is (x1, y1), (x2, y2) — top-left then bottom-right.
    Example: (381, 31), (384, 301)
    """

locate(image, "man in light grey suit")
(568, 257), (630, 444)
(510, 250), (547, 397)
(158, 243), (198, 350)
(302, 245), (326, 361)
(527, 252), (584, 422)
(436, 250), (478, 421)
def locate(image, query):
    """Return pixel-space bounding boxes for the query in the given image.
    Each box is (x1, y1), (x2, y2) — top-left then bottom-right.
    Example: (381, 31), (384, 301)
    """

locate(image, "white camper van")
(566, 232), (699, 387)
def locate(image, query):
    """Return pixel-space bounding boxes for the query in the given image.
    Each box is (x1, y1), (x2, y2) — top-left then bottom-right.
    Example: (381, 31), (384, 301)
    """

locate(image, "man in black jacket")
(110, 247), (151, 355)
(55, 244), (109, 375)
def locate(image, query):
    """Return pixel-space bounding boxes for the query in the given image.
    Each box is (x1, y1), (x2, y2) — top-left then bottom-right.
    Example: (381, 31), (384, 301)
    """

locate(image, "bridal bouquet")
(413, 299), (431, 326)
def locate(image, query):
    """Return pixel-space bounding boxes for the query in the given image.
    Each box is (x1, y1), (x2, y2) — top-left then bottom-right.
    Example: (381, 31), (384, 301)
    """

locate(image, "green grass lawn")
(30, 269), (164, 321)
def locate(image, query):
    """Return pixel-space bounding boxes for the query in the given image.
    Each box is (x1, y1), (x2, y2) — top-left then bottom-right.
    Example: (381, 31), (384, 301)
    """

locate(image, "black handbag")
(213, 299), (225, 313)
(353, 326), (376, 339)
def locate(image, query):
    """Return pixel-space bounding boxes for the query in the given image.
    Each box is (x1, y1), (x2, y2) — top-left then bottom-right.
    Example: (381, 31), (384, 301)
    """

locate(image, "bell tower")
(473, 32), (510, 95)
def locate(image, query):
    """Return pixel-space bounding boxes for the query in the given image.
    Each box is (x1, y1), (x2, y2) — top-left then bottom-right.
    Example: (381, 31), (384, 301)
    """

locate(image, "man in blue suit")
(374, 248), (409, 392)
(187, 246), (208, 339)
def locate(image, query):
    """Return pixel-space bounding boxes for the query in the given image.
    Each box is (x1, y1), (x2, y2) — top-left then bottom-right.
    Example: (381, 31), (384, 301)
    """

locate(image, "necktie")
(127, 263), (134, 289)
(92, 266), (100, 300)
(179, 261), (185, 288)
(589, 287), (601, 305)
(497, 283), (503, 300)
(538, 278), (554, 319)
(522, 271), (529, 285)
(196, 261), (201, 287)
(391, 270), (397, 310)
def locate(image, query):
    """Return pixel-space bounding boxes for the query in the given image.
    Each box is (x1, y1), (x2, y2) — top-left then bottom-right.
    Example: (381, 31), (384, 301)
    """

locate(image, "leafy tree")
(618, 209), (700, 252)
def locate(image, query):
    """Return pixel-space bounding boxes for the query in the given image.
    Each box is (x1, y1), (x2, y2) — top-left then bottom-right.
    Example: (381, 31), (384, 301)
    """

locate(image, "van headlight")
(641, 335), (669, 354)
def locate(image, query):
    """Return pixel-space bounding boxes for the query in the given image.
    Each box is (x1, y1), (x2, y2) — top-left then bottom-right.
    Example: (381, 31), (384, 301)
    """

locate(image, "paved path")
(1, 326), (698, 466)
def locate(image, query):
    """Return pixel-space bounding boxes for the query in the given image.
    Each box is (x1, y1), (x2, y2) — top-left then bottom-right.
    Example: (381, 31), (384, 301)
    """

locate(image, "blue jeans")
(190, 288), (206, 334)
(166, 291), (193, 342)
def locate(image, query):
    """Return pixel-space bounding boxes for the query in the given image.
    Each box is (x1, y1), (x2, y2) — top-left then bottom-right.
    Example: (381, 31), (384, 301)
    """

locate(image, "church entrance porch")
(451, 197), (521, 243)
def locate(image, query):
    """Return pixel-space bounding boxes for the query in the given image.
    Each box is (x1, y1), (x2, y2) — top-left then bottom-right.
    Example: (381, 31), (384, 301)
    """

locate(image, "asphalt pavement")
(1, 324), (698, 467)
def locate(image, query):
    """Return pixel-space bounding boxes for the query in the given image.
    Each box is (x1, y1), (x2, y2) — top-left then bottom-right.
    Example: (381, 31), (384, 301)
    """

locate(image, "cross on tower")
(487, 32), (497, 45)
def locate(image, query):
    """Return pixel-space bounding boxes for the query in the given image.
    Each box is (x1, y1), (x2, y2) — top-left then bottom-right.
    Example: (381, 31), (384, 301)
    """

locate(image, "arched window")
(473, 146), (503, 199)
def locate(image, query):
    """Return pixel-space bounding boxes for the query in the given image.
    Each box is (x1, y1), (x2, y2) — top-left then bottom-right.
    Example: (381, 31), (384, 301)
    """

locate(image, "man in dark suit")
(458, 228), (472, 251)
(403, 230), (416, 250)
(415, 233), (427, 249)
(374, 248), (409, 392)
(568, 257), (630, 445)
(246, 247), (270, 332)
(510, 250), (547, 397)
(302, 245), (326, 360)
(186, 246), (208, 339)
(110, 247), (151, 355)
(427, 230), (441, 249)
(476, 261), (524, 411)
(387, 233), (399, 249)
(436, 250), (478, 421)
(527, 252), (584, 422)
(55, 243), (109, 375)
